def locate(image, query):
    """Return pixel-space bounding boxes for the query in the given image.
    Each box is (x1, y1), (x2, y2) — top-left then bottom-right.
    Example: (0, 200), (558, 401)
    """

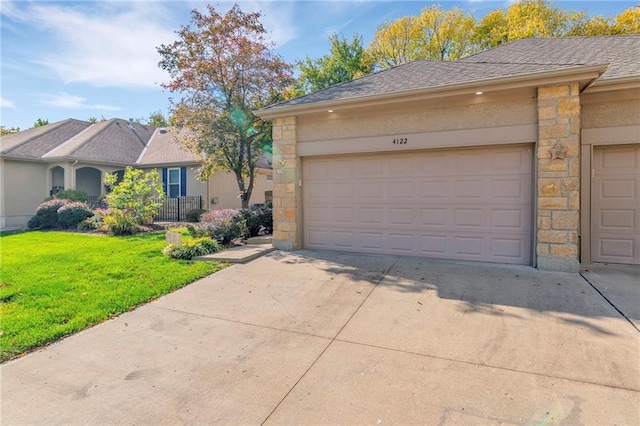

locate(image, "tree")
(87, 116), (107, 123)
(294, 33), (374, 95)
(104, 167), (165, 225)
(367, 17), (425, 70)
(147, 111), (169, 127)
(367, 6), (477, 68)
(0, 126), (20, 136)
(135, 111), (170, 127)
(613, 6), (640, 34)
(158, 4), (294, 208)
(33, 118), (49, 128)
(419, 6), (477, 60)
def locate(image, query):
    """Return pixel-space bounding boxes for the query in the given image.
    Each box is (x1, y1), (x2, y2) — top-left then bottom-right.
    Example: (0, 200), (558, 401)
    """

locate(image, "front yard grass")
(0, 231), (224, 362)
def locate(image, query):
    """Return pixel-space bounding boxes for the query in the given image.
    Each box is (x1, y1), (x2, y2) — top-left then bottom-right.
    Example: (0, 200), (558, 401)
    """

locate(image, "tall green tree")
(158, 4), (293, 208)
(33, 118), (49, 128)
(294, 33), (373, 95)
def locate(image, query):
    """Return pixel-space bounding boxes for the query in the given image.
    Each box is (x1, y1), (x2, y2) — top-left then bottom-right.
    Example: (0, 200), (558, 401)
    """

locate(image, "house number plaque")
(392, 138), (408, 145)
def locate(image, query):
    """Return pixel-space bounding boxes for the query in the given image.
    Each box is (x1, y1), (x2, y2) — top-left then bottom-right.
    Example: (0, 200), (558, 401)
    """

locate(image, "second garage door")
(303, 145), (533, 265)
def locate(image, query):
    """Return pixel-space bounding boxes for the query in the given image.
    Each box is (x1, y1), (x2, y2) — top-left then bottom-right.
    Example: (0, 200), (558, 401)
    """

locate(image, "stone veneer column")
(271, 116), (301, 250)
(536, 83), (581, 272)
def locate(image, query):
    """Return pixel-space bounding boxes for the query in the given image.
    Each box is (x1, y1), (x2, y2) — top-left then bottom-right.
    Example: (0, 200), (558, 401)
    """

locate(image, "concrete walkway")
(2, 251), (638, 424)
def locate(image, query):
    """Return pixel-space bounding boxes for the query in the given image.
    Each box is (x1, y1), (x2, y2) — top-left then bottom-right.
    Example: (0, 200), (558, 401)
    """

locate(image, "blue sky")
(0, 0), (636, 130)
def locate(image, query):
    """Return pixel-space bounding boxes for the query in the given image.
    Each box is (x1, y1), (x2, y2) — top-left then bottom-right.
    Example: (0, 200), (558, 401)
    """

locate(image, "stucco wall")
(297, 97), (537, 143)
(582, 96), (640, 129)
(2, 160), (48, 228)
(207, 169), (273, 210)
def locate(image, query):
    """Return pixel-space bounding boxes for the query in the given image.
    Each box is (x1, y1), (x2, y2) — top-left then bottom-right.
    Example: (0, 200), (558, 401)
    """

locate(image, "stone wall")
(271, 116), (301, 250)
(536, 84), (581, 272)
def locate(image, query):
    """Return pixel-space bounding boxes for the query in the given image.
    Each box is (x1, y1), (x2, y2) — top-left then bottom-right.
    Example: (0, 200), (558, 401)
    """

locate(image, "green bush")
(53, 189), (89, 203)
(186, 208), (207, 223)
(163, 237), (221, 260)
(57, 202), (94, 229)
(189, 209), (248, 245)
(28, 199), (70, 229)
(100, 209), (139, 235)
(241, 205), (273, 237)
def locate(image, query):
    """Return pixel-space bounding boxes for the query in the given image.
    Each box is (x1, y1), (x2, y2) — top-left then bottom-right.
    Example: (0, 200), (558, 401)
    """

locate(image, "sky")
(0, 0), (636, 130)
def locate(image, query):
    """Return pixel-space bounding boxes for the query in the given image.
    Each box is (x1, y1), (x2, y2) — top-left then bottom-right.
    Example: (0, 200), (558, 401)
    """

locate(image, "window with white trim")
(168, 168), (181, 198)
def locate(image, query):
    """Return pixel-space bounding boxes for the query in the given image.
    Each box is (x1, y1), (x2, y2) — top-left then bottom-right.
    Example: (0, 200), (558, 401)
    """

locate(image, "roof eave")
(255, 64), (608, 120)
(584, 75), (640, 93)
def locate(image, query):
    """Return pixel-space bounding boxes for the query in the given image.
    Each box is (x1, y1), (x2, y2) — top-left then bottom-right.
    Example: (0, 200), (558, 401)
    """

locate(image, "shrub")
(163, 237), (221, 260)
(104, 167), (165, 225)
(53, 189), (89, 203)
(78, 208), (109, 231)
(57, 202), (94, 229)
(100, 210), (138, 235)
(28, 199), (70, 229)
(241, 205), (273, 237)
(190, 209), (248, 245)
(186, 208), (207, 223)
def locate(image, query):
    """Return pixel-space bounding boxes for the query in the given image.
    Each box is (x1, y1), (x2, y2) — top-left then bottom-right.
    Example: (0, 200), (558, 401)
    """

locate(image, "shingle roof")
(1, 118), (154, 164)
(262, 61), (585, 110)
(260, 35), (638, 113)
(460, 35), (640, 82)
(0, 119), (92, 158)
(136, 128), (200, 165)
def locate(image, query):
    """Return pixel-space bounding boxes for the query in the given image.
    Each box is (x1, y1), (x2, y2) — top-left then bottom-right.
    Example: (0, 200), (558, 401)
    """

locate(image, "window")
(168, 168), (181, 198)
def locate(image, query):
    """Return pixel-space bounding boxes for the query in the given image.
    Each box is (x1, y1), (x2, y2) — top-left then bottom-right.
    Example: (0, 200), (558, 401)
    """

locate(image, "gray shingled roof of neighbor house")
(0, 119), (92, 158)
(259, 35), (638, 112)
(1, 119), (154, 164)
(136, 128), (200, 166)
(459, 35), (640, 82)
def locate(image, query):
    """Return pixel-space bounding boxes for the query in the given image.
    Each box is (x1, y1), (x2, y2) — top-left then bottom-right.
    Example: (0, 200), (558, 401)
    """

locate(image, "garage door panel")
(420, 180), (448, 199)
(304, 145), (532, 265)
(592, 145), (640, 264)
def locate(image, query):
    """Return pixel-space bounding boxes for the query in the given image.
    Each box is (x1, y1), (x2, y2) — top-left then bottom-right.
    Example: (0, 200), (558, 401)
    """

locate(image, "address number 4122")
(392, 138), (408, 145)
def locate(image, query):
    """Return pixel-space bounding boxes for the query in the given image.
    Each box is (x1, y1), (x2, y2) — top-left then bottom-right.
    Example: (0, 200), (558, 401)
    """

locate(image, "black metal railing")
(87, 196), (108, 209)
(84, 195), (202, 222)
(154, 196), (202, 222)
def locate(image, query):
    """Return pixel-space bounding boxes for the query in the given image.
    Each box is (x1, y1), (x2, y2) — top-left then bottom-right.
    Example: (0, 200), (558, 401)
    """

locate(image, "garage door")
(303, 145), (532, 264)
(592, 145), (640, 265)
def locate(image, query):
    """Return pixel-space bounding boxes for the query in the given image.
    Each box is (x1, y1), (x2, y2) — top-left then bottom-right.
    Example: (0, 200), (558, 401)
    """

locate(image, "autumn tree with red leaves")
(158, 4), (294, 208)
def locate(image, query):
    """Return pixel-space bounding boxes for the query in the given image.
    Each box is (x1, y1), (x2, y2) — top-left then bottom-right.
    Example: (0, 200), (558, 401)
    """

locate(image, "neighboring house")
(0, 119), (273, 228)
(257, 35), (640, 271)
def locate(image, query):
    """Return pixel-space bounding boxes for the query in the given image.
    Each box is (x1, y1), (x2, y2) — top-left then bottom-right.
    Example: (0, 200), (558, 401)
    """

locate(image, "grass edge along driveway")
(0, 231), (225, 362)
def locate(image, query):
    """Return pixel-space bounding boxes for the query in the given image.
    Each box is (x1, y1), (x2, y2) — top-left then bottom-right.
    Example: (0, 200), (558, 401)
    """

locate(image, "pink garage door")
(592, 145), (640, 265)
(303, 145), (533, 265)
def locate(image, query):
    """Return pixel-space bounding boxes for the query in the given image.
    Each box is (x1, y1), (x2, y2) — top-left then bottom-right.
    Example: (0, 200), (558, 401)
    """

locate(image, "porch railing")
(86, 195), (202, 222)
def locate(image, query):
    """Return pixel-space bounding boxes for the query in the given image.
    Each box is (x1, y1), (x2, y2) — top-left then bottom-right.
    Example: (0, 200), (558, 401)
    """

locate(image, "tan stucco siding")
(582, 97), (640, 129)
(2, 160), (48, 227)
(297, 98), (537, 143)
(206, 170), (273, 210)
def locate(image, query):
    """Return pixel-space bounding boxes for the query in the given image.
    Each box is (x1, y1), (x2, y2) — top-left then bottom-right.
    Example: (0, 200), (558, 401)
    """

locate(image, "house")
(256, 35), (640, 272)
(0, 118), (273, 228)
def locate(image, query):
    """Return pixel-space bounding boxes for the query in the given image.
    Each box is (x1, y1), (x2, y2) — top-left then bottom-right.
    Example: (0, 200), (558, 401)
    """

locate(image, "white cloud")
(0, 97), (16, 109)
(7, 1), (178, 88)
(39, 92), (121, 111)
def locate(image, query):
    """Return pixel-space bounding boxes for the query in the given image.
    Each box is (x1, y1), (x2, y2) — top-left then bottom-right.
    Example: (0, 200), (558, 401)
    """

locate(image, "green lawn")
(0, 231), (224, 362)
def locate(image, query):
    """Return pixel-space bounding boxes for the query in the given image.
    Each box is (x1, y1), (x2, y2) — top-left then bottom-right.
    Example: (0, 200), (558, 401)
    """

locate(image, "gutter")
(255, 63), (609, 119)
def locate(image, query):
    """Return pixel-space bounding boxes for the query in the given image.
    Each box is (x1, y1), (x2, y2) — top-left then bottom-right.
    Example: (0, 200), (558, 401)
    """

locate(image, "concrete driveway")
(2, 250), (638, 425)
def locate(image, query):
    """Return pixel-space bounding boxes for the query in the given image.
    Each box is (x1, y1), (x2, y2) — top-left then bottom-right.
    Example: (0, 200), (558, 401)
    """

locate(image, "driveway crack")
(579, 272), (639, 333)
